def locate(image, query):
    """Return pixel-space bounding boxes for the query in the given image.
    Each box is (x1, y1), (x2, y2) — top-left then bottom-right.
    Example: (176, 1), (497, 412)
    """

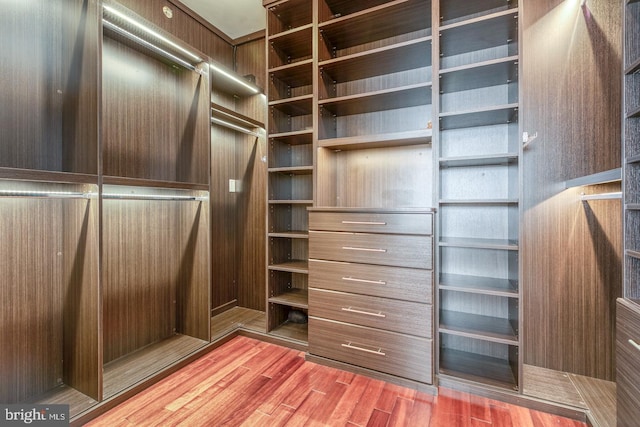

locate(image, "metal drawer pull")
(342, 246), (387, 253)
(341, 221), (387, 225)
(341, 276), (387, 285)
(341, 306), (386, 318)
(341, 342), (386, 356)
(629, 339), (640, 352)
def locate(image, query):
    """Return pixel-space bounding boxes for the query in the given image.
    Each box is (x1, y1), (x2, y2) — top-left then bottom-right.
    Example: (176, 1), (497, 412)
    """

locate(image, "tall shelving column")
(264, 0), (314, 343)
(619, 0), (640, 424)
(436, 0), (521, 391)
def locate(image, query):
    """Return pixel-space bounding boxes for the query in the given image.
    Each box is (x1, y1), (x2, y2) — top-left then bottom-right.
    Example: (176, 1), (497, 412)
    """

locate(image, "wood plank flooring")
(86, 336), (587, 426)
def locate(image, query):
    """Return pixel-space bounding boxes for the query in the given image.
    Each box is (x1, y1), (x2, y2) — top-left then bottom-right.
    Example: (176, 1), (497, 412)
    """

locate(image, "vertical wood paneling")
(521, 0), (623, 381)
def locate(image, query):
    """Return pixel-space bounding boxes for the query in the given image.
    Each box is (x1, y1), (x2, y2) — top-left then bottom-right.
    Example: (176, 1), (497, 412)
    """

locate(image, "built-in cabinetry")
(0, 0), (101, 411)
(308, 209), (434, 386)
(620, 0), (640, 424)
(265, 0), (314, 343)
(436, 0), (521, 391)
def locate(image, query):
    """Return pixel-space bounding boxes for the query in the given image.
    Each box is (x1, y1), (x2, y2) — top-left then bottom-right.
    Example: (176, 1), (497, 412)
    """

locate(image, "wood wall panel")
(0, 0), (98, 174)
(521, 0), (622, 382)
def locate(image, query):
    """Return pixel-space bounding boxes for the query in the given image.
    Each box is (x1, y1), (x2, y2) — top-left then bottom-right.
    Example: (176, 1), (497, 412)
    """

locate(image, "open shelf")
(439, 347), (518, 390)
(319, 83), (432, 116)
(439, 237), (518, 251)
(439, 310), (518, 345)
(269, 321), (308, 343)
(318, 0), (431, 57)
(268, 260), (309, 274)
(439, 104), (518, 130)
(439, 273), (518, 298)
(268, 231), (309, 239)
(268, 24), (313, 68)
(627, 104), (640, 119)
(268, 166), (314, 175)
(29, 386), (98, 419)
(269, 60), (313, 102)
(212, 103), (264, 129)
(625, 56), (640, 74)
(0, 168), (98, 185)
(627, 250), (640, 260)
(102, 176), (209, 191)
(268, 200), (313, 205)
(268, 288), (309, 309)
(319, 36), (432, 82)
(440, 9), (519, 58)
(318, 129), (432, 150)
(269, 130), (313, 145)
(628, 154), (640, 164)
(440, 56), (519, 92)
(440, 153), (518, 168)
(102, 335), (208, 398)
(269, 94), (314, 116)
(267, 0), (312, 35)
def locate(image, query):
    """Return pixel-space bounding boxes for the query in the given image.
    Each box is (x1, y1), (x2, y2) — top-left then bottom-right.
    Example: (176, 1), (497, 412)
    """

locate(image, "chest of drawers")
(308, 208), (435, 385)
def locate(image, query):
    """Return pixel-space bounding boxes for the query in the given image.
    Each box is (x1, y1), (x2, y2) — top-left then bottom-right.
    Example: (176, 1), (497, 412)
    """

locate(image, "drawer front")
(617, 299), (640, 426)
(309, 288), (432, 337)
(309, 231), (432, 269)
(309, 317), (432, 384)
(309, 259), (432, 304)
(309, 211), (433, 235)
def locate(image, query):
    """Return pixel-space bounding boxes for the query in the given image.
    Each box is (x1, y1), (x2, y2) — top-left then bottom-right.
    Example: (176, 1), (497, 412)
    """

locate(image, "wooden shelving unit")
(436, 0), (521, 391)
(265, 0), (314, 343)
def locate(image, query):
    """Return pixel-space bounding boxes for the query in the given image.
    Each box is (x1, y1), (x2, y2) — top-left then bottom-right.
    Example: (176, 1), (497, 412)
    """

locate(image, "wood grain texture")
(85, 336), (586, 427)
(616, 299), (640, 427)
(521, 0), (623, 381)
(0, 0), (98, 174)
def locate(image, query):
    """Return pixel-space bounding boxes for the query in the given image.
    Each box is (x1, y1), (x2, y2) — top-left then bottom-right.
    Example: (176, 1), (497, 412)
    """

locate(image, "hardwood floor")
(86, 336), (587, 426)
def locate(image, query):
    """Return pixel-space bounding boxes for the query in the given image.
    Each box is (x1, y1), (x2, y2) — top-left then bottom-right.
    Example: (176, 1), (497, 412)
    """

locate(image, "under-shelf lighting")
(102, 192), (207, 201)
(102, 19), (196, 71)
(0, 190), (92, 199)
(211, 117), (261, 137)
(580, 191), (622, 201)
(210, 63), (260, 94)
(103, 4), (202, 63)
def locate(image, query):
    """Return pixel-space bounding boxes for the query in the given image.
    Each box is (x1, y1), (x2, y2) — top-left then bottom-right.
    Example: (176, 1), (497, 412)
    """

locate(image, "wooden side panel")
(521, 0), (623, 380)
(616, 299), (640, 426)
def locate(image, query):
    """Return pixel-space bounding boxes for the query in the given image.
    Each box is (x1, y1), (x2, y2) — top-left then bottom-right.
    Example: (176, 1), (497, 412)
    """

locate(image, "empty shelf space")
(29, 385), (98, 418)
(439, 237), (518, 250)
(269, 288), (309, 309)
(269, 321), (308, 344)
(440, 348), (518, 390)
(318, 0), (431, 51)
(440, 0), (518, 26)
(103, 334), (208, 399)
(267, 0), (312, 35)
(627, 154), (640, 164)
(564, 168), (621, 188)
(268, 23), (313, 50)
(268, 200), (313, 205)
(101, 176), (209, 191)
(0, 168), (98, 185)
(268, 260), (309, 274)
(439, 273), (518, 298)
(439, 104), (518, 130)
(440, 310), (518, 345)
(211, 103), (264, 129)
(268, 231), (309, 239)
(269, 94), (314, 116)
(268, 166), (314, 175)
(318, 129), (432, 150)
(440, 56), (519, 93)
(211, 307), (266, 340)
(628, 204), (640, 210)
(269, 130), (313, 145)
(440, 198), (518, 205)
(440, 9), (519, 58)
(319, 83), (432, 116)
(440, 153), (518, 168)
(627, 105), (640, 119)
(319, 36), (432, 82)
(269, 59), (313, 86)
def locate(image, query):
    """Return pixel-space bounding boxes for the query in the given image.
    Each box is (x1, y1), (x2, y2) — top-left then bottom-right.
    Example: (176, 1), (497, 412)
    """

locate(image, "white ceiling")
(180, 0), (266, 40)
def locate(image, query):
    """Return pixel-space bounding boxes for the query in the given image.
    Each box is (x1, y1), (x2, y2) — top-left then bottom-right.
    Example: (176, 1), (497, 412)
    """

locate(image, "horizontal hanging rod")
(0, 190), (92, 199)
(579, 191), (622, 201)
(103, 193), (207, 201)
(211, 117), (262, 137)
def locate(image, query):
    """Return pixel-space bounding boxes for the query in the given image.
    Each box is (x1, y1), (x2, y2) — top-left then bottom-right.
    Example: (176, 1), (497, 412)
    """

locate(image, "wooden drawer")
(617, 299), (640, 427)
(309, 259), (432, 304)
(309, 288), (432, 337)
(309, 231), (432, 269)
(309, 211), (433, 235)
(309, 317), (432, 384)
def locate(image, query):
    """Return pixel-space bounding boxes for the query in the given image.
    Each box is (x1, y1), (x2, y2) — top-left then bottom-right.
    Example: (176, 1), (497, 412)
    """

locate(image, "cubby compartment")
(268, 270), (309, 308)
(440, 246), (519, 280)
(268, 170), (313, 202)
(101, 185), (210, 399)
(269, 98), (314, 135)
(627, 162), (640, 206)
(268, 26), (313, 69)
(439, 334), (519, 390)
(0, 180), (100, 414)
(440, 163), (519, 202)
(439, 204), (518, 243)
(625, 72), (640, 118)
(317, 0), (431, 62)
(267, 0), (312, 35)
(316, 145), (433, 208)
(439, 122), (519, 159)
(269, 60), (313, 102)
(625, 1), (640, 70)
(268, 200), (310, 235)
(625, 117), (640, 162)
(439, 68), (518, 115)
(269, 134), (313, 169)
(0, 0), (98, 176)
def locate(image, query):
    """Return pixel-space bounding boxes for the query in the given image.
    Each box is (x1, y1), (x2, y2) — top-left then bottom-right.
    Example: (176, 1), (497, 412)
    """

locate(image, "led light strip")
(103, 4), (202, 62)
(210, 64), (260, 94)
(103, 19), (196, 71)
(0, 190), (92, 199)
